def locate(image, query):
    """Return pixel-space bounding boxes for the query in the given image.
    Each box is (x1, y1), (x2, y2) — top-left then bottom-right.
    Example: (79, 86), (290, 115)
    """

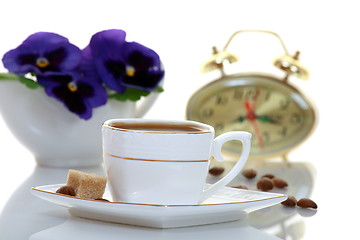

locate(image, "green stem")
(0, 72), (41, 89)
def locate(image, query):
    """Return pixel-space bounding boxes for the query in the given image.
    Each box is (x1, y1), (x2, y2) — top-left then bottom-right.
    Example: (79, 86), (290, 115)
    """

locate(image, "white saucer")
(31, 184), (287, 228)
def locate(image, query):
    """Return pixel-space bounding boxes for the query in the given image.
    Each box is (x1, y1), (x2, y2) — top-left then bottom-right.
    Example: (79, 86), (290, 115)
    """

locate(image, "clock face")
(186, 74), (316, 158)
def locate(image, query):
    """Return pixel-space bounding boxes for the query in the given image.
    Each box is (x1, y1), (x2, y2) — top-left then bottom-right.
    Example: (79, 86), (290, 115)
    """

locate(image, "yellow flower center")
(36, 57), (49, 68)
(126, 66), (135, 77)
(67, 82), (77, 92)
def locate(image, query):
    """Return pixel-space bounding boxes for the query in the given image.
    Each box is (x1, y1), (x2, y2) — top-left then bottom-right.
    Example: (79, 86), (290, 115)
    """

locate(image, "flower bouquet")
(0, 29), (164, 120)
(0, 29), (165, 167)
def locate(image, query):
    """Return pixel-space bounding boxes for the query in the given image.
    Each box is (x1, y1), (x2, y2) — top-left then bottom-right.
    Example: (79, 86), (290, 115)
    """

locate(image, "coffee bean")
(281, 196), (297, 207)
(95, 198), (110, 202)
(232, 185), (249, 190)
(256, 177), (274, 191)
(261, 174), (275, 179)
(209, 167), (225, 176)
(272, 177), (288, 188)
(242, 168), (257, 179)
(56, 186), (75, 196)
(297, 198), (318, 209)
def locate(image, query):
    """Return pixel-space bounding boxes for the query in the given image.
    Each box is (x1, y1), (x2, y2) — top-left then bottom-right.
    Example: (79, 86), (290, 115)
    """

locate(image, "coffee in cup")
(102, 118), (251, 205)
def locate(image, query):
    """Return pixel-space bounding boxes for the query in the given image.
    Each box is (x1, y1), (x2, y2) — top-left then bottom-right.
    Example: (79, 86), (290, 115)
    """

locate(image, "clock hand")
(256, 116), (280, 124)
(236, 116), (247, 122)
(244, 101), (264, 149)
(236, 115), (279, 124)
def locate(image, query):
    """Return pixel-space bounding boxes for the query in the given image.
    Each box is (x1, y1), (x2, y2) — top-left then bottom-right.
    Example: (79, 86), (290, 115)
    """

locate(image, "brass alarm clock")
(186, 30), (316, 160)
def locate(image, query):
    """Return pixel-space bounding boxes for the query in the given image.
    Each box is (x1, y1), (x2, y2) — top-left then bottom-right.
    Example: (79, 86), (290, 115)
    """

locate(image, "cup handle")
(199, 131), (252, 203)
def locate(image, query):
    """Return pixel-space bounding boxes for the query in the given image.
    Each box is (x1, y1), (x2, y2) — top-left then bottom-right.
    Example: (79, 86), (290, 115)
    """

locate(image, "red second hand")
(245, 101), (264, 149)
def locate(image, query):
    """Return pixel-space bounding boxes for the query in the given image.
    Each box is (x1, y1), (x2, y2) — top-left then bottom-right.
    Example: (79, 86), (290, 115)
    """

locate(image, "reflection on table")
(0, 160), (316, 240)
(209, 159), (317, 239)
(30, 217), (281, 240)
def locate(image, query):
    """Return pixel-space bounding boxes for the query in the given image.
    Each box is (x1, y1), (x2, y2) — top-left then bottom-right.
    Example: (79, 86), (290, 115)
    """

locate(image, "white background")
(0, 0), (359, 238)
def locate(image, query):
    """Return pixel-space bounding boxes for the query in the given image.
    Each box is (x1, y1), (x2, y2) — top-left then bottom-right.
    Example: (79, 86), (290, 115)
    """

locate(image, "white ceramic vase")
(0, 80), (160, 168)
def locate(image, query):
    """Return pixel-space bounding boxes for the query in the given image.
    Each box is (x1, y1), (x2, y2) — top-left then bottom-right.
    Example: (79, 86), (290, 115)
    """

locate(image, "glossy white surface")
(0, 81), (160, 168)
(31, 184), (286, 228)
(0, 155), (353, 239)
(29, 218), (281, 240)
(103, 119), (251, 204)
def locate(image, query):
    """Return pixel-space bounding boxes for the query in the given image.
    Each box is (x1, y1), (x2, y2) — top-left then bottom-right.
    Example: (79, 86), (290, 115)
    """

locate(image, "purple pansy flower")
(37, 70), (107, 120)
(111, 41), (164, 91)
(85, 29), (164, 93)
(2, 32), (82, 75)
(1, 29), (165, 120)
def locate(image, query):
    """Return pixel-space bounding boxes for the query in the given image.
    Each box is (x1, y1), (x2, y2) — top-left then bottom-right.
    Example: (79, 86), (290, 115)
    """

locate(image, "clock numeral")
(279, 126), (288, 137)
(245, 88), (256, 101)
(202, 108), (214, 117)
(263, 131), (270, 143)
(252, 131), (270, 147)
(264, 91), (271, 101)
(233, 89), (244, 100)
(290, 113), (302, 124)
(269, 114), (283, 124)
(215, 122), (224, 131)
(279, 98), (290, 110)
(215, 95), (228, 105)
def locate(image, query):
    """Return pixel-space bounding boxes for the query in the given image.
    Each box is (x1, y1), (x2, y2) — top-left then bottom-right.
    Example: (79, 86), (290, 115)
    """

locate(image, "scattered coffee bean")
(272, 177), (288, 188)
(297, 198), (317, 209)
(95, 198), (110, 202)
(281, 196), (297, 207)
(209, 167), (225, 176)
(56, 186), (75, 196)
(261, 174), (275, 179)
(256, 177), (274, 191)
(242, 168), (257, 179)
(232, 185), (249, 190)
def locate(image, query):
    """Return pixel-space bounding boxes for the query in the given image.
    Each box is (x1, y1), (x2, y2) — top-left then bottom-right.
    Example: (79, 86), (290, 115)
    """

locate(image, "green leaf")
(108, 88), (149, 102)
(108, 87), (163, 102)
(154, 86), (164, 93)
(0, 73), (41, 89)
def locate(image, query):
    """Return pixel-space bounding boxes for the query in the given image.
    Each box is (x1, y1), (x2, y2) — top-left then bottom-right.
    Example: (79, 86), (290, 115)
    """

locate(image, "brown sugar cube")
(66, 169), (107, 199)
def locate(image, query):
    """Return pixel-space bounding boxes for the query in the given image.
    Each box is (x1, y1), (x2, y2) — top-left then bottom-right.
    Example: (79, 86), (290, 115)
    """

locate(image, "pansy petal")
(89, 29), (126, 57)
(78, 46), (104, 85)
(2, 32), (82, 75)
(22, 32), (70, 47)
(37, 73), (73, 88)
(63, 93), (92, 120)
(84, 29), (129, 93)
(119, 42), (164, 91)
(38, 71), (107, 119)
(45, 84), (92, 120)
(77, 80), (107, 108)
(47, 44), (82, 72)
(47, 84), (69, 101)
(123, 42), (162, 68)
(123, 71), (164, 91)
(2, 49), (37, 74)
(53, 86), (92, 120)
(95, 59), (127, 93)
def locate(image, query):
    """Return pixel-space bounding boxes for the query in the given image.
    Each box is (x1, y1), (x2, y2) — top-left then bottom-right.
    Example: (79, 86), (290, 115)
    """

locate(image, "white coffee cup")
(102, 118), (251, 205)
